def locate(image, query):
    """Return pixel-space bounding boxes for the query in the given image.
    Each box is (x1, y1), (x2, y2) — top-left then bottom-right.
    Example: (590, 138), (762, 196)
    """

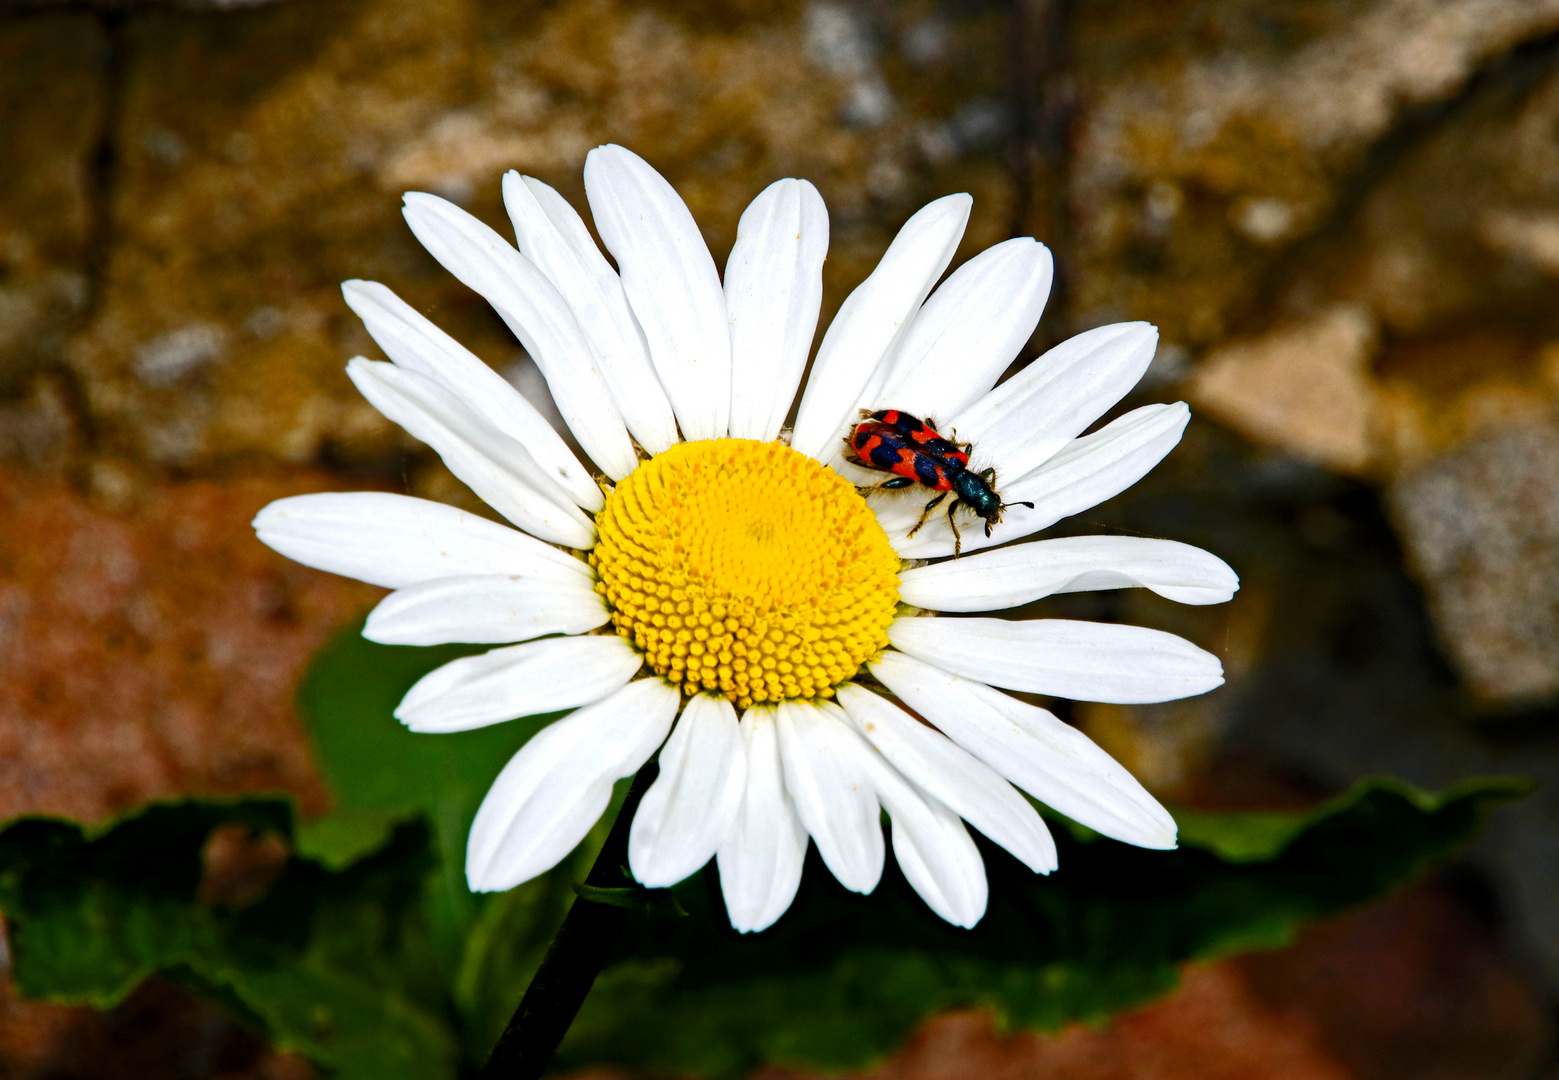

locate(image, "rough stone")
(0, 14), (103, 392)
(1166, 51), (1559, 476)
(1068, 0), (1559, 350)
(0, 371), (83, 474)
(64, 0), (1016, 472)
(1335, 58), (1559, 339)
(1101, 37), (1559, 705)
(5, 0), (1559, 1071)
(1, 0), (282, 8)
(1321, 59), (1559, 471)
(1189, 305), (1380, 475)
(1388, 417), (1559, 704)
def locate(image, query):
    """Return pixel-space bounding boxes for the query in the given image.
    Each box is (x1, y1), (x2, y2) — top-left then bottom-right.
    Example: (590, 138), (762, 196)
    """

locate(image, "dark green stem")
(478, 760), (658, 1079)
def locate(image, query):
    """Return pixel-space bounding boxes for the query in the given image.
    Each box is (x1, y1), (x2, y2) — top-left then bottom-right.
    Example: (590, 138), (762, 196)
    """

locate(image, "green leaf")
(294, 629), (535, 867)
(557, 776), (1527, 1078)
(0, 799), (458, 1080)
(293, 627), (552, 953)
(1173, 776), (1530, 862)
(293, 623), (605, 1057)
(1, 617), (1526, 1080)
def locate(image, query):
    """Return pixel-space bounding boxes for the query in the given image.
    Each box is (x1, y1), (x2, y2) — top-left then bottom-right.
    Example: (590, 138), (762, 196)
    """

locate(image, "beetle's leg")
(946, 500), (964, 556)
(907, 492), (948, 538)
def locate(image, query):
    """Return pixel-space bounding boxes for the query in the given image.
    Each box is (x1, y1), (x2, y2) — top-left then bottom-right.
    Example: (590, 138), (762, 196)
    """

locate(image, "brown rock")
(1075, 697), (1228, 799)
(737, 885), (1548, 1080)
(753, 963), (1351, 1080)
(1110, 39), (1559, 703)
(1323, 60), (1559, 469)
(1180, 50), (1559, 479)
(1338, 61), (1559, 339)
(0, 371), (84, 474)
(64, 0), (1016, 472)
(1327, 59), (1559, 702)
(0, 14), (103, 391)
(1240, 885), (1552, 1080)
(1189, 305), (1380, 475)
(1068, 0), (1559, 350)
(4, 0), (284, 8)
(1369, 335), (1559, 475)
(1388, 416), (1559, 703)
(0, 971), (314, 1080)
(0, 461), (381, 822)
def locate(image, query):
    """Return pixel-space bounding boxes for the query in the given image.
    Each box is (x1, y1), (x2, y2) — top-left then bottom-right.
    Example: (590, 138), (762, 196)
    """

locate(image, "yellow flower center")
(591, 439), (900, 708)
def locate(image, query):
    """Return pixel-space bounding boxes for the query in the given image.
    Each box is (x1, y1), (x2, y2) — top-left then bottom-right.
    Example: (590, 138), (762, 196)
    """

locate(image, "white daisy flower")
(254, 145), (1238, 933)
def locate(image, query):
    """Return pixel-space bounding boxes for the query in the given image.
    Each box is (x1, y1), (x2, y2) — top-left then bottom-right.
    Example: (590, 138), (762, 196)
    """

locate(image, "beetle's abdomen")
(848, 422), (956, 490)
(867, 409), (970, 468)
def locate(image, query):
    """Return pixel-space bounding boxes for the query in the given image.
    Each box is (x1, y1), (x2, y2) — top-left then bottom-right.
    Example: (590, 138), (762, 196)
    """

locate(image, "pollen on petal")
(591, 439), (899, 708)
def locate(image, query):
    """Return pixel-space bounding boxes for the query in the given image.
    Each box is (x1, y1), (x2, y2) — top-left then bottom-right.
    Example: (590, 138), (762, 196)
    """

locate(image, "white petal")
(341, 280), (603, 512)
(950, 322), (1159, 481)
(871, 650), (1177, 849)
(774, 700), (884, 894)
(899, 535), (1240, 612)
(887, 402), (1190, 558)
(466, 677), (680, 892)
(363, 573), (607, 646)
(584, 145), (730, 441)
(502, 173), (679, 456)
(395, 634), (642, 733)
(253, 492), (589, 589)
(888, 616), (1224, 704)
(835, 683), (1055, 874)
(717, 706), (809, 933)
(854, 741), (988, 928)
(346, 358), (595, 549)
(629, 693), (747, 887)
(864, 238), (1053, 423)
(790, 194), (972, 460)
(725, 178), (829, 442)
(401, 192), (639, 480)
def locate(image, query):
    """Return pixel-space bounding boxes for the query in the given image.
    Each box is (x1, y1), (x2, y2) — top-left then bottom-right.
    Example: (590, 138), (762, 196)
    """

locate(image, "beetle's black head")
(983, 498), (1037, 535)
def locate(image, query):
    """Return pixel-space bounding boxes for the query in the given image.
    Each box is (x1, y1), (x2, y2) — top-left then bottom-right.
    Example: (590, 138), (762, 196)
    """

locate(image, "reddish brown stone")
(0, 460), (381, 1079)
(753, 963), (1351, 1080)
(739, 885), (1549, 1080)
(0, 461), (382, 822)
(0, 969), (316, 1080)
(1239, 885), (1552, 1080)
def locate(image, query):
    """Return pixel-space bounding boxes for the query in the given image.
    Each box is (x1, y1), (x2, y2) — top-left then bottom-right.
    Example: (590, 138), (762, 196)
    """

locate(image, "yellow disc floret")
(591, 439), (900, 708)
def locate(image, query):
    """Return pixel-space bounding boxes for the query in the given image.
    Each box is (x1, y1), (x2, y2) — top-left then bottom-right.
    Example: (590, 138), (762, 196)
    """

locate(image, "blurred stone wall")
(3, 0), (1559, 1075)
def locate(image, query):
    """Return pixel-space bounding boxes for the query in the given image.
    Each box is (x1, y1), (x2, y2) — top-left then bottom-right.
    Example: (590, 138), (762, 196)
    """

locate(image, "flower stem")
(477, 760), (658, 1079)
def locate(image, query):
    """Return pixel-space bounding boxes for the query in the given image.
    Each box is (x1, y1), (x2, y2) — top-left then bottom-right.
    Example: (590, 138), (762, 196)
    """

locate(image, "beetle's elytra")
(844, 409), (1033, 557)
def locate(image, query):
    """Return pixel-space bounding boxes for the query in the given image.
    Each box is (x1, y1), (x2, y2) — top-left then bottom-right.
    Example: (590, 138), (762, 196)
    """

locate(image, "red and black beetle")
(844, 409), (1032, 556)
